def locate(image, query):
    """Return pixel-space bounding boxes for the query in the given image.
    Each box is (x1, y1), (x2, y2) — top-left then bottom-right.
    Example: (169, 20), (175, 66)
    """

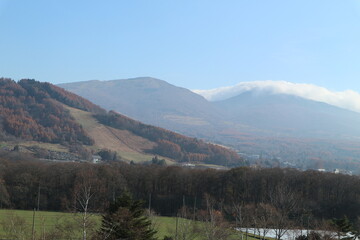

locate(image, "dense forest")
(0, 78), (103, 144)
(1, 153), (360, 232)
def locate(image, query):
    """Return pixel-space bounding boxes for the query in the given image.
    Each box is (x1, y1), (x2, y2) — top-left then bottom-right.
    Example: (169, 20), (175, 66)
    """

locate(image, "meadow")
(0, 209), (252, 240)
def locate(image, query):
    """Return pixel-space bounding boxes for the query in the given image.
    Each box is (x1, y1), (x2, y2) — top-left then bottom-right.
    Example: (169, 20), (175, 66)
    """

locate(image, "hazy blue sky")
(1, 0), (360, 91)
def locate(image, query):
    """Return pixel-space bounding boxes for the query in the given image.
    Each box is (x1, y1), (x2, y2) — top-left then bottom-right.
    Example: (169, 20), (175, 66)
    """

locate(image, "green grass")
(0, 209), (101, 239)
(0, 142), (9, 149)
(196, 163), (229, 169)
(153, 216), (176, 238)
(152, 216), (253, 240)
(0, 210), (171, 239)
(0, 209), (84, 228)
(118, 151), (159, 163)
(0, 209), (255, 240)
(0, 141), (69, 153)
(119, 151), (175, 165)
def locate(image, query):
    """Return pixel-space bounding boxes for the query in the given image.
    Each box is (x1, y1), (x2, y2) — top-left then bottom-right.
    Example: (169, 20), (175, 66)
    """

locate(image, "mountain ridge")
(59, 77), (224, 137)
(59, 77), (360, 140)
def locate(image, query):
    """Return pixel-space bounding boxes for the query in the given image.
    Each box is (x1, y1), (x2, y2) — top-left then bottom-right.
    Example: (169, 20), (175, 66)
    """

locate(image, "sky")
(1, 0), (360, 92)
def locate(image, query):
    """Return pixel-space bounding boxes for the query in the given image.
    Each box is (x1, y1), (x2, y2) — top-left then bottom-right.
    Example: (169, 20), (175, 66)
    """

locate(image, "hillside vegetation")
(95, 111), (241, 165)
(0, 78), (98, 145)
(0, 78), (242, 165)
(66, 106), (162, 163)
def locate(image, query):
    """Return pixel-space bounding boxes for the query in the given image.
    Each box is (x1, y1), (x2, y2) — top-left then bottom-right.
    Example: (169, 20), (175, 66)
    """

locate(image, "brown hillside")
(0, 78), (94, 145)
(95, 111), (243, 166)
(66, 106), (160, 162)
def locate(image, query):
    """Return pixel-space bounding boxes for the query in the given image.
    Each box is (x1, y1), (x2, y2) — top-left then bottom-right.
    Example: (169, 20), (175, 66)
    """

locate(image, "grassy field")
(0, 209), (254, 240)
(0, 141), (69, 153)
(0, 209), (96, 239)
(0, 210), (176, 239)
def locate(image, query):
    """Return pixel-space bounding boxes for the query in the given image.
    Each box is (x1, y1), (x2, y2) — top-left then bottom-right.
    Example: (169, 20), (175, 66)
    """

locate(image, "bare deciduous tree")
(173, 206), (198, 240)
(253, 203), (274, 240)
(269, 183), (299, 240)
(73, 167), (101, 240)
(230, 202), (259, 240)
(197, 194), (231, 240)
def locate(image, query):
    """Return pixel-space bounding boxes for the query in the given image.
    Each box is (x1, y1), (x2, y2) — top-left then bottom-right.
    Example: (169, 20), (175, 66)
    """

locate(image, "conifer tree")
(98, 192), (157, 240)
(332, 216), (355, 240)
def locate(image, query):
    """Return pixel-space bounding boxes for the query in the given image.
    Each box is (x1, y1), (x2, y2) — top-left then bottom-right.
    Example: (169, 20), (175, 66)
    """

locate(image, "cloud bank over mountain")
(193, 81), (360, 113)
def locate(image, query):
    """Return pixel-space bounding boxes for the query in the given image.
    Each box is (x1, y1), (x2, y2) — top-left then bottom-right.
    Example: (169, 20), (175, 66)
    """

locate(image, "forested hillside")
(0, 78), (242, 165)
(0, 78), (101, 144)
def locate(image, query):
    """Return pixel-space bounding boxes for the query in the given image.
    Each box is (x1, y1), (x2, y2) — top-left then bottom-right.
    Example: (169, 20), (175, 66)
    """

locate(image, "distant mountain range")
(0, 78), (242, 166)
(59, 77), (360, 140)
(59, 77), (360, 172)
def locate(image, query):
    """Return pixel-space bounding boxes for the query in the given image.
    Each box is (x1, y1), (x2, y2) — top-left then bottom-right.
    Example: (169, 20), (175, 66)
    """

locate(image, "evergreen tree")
(332, 216), (355, 240)
(98, 192), (157, 240)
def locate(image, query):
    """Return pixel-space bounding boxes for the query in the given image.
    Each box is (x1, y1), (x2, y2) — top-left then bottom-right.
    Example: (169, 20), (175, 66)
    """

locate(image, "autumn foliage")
(0, 78), (100, 144)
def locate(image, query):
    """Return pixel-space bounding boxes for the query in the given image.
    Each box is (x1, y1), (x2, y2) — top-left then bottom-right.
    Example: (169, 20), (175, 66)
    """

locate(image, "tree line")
(1, 154), (360, 226)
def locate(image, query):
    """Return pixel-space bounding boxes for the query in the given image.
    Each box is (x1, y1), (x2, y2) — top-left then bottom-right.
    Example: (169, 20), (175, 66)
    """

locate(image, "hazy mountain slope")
(59, 77), (224, 137)
(212, 90), (360, 171)
(214, 91), (360, 139)
(194, 80), (360, 114)
(59, 77), (360, 171)
(60, 77), (360, 140)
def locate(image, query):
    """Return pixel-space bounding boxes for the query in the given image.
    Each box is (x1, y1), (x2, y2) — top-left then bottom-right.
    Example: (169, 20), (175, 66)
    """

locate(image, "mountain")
(58, 77), (224, 138)
(194, 80), (360, 114)
(59, 77), (360, 140)
(59, 77), (360, 172)
(0, 78), (242, 166)
(214, 90), (360, 139)
(211, 90), (360, 170)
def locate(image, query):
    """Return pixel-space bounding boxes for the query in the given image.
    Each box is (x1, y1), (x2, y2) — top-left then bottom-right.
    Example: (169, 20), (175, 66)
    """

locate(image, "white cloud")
(193, 81), (360, 113)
